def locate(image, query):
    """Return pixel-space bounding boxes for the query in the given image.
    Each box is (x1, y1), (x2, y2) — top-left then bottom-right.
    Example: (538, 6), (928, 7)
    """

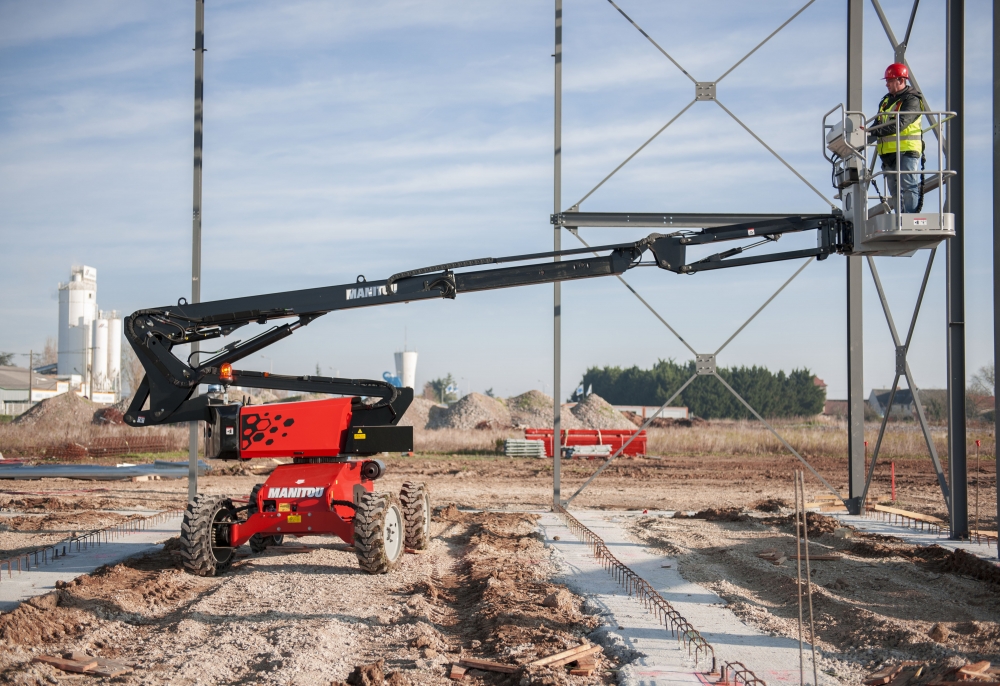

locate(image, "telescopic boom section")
(123, 219), (848, 428)
(123, 235), (656, 427)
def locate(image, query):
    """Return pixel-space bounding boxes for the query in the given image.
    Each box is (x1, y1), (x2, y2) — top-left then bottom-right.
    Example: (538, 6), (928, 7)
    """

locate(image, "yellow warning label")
(278, 503), (291, 513)
(354, 430), (366, 440)
(287, 514), (302, 523)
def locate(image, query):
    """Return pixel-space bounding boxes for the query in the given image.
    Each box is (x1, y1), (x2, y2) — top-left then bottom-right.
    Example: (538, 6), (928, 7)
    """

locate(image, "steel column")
(994, 0), (1000, 557)
(946, 0), (968, 538)
(846, 0), (866, 514)
(188, 0), (205, 504)
(553, 0), (562, 508)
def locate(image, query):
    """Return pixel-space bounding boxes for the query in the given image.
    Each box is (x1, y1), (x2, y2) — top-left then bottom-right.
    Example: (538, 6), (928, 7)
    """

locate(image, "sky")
(0, 0), (994, 404)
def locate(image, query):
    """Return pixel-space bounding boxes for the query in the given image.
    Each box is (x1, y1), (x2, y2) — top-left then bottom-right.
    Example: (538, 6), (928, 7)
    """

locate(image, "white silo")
(58, 266), (98, 376)
(107, 314), (122, 393)
(394, 351), (418, 390)
(92, 318), (109, 390)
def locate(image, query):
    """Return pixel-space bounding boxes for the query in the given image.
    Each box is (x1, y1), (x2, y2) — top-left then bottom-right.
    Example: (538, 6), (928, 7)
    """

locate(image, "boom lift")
(126, 106), (954, 577)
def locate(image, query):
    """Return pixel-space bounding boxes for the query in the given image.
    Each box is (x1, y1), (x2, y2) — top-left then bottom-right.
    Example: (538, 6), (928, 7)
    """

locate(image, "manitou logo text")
(267, 487), (325, 498)
(345, 283), (397, 300)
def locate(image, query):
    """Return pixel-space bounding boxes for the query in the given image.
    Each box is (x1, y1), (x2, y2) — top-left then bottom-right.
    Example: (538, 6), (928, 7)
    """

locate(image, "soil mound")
(426, 393), (511, 430)
(13, 393), (99, 431)
(687, 507), (750, 522)
(398, 397), (438, 429)
(507, 390), (582, 429)
(570, 393), (634, 429)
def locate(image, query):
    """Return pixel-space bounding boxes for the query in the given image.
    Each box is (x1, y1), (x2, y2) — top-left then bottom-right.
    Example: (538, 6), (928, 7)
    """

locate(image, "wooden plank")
(62, 651), (132, 677)
(788, 554), (842, 561)
(547, 646), (602, 668)
(872, 504), (946, 526)
(458, 659), (518, 675)
(886, 666), (921, 686)
(569, 668), (595, 676)
(530, 643), (592, 667)
(771, 555), (787, 566)
(449, 665), (467, 680)
(864, 664), (905, 685)
(959, 662), (992, 677)
(32, 655), (99, 674)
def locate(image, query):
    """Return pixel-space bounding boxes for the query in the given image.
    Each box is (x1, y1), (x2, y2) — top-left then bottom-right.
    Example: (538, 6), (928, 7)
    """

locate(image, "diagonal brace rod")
(570, 229), (697, 355)
(715, 0), (817, 83)
(713, 372), (844, 501)
(571, 99), (696, 210)
(714, 99), (835, 209)
(716, 258), (814, 355)
(605, 0), (697, 83)
(566, 373), (698, 504)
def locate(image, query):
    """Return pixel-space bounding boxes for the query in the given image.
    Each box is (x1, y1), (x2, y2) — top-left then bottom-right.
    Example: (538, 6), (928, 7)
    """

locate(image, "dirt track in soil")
(0, 452), (996, 683)
(0, 509), (617, 685)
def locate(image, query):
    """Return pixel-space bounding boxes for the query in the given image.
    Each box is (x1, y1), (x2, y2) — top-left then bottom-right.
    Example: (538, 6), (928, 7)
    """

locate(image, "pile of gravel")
(13, 392), (100, 430)
(397, 398), (439, 429)
(507, 391), (583, 429)
(426, 393), (511, 430)
(570, 393), (635, 429)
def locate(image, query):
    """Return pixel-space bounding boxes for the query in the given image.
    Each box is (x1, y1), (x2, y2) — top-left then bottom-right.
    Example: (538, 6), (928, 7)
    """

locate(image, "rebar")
(0, 509), (182, 583)
(554, 505), (737, 676)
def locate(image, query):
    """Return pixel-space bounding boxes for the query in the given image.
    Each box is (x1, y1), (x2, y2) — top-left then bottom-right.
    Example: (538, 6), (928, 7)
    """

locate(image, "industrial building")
(56, 265), (121, 404)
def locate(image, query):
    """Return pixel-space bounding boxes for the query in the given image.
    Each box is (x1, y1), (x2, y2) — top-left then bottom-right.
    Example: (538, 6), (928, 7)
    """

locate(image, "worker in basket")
(867, 63), (925, 213)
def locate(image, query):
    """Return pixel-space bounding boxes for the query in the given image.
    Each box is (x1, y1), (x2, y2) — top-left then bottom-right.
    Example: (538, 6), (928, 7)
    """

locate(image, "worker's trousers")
(881, 152), (921, 213)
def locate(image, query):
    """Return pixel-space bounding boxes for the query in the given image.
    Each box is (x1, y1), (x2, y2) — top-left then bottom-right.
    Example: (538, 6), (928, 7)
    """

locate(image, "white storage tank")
(394, 351), (418, 390)
(92, 318), (109, 390)
(107, 315), (122, 392)
(57, 266), (98, 376)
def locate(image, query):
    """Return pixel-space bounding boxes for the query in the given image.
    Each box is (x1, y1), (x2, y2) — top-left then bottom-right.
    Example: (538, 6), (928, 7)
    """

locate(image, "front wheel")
(400, 481), (431, 550)
(180, 495), (237, 576)
(354, 492), (405, 574)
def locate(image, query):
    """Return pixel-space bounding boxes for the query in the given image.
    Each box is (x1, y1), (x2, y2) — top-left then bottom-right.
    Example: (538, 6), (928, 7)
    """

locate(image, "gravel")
(425, 393), (510, 430)
(569, 394), (635, 430)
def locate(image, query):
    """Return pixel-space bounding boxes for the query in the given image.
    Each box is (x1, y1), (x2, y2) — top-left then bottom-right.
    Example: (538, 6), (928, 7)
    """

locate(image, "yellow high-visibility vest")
(876, 97), (923, 156)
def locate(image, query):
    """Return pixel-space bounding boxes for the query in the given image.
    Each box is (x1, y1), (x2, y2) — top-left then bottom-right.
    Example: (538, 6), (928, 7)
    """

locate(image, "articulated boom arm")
(125, 216), (849, 428)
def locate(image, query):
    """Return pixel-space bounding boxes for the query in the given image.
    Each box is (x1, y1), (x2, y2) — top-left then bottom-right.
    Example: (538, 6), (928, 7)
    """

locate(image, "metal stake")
(552, 0), (562, 508)
(189, 0), (205, 504)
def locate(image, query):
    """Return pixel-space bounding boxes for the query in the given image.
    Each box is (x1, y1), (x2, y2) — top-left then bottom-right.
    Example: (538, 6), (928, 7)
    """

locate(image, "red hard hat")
(883, 63), (909, 80)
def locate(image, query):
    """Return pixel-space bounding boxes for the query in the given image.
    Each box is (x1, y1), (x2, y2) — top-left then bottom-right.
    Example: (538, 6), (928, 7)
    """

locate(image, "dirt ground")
(0, 452), (996, 684)
(625, 510), (1000, 677)
(0, 507), (617, 685)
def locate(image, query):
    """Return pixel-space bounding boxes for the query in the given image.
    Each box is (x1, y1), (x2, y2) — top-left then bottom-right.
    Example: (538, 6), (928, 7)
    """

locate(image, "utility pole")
(28, 350), (33, 405)
(552, 0), (563, 509)
(189, 0), (205, 503)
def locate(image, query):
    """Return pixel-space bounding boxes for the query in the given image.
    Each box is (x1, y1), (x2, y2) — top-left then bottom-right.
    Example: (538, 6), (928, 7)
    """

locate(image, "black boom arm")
(124, 216), (849, 428)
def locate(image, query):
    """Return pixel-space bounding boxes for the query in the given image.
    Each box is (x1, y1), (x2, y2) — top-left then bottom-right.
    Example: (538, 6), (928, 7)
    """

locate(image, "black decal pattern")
(241, 412), (294, 450)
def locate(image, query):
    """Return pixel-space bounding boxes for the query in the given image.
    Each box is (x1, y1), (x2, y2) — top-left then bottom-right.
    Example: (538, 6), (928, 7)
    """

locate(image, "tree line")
(579, 359), (825, 419)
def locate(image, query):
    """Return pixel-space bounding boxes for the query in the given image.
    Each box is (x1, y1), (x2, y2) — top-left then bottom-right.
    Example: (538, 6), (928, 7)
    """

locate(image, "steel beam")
(188, 0), (205, 504)
(946, 0), (968, 538)
(552, 212), (831, 229)
(994, 0), (1000, 558)
(553, 0), (563, 508)
(845, 0), (866, 515)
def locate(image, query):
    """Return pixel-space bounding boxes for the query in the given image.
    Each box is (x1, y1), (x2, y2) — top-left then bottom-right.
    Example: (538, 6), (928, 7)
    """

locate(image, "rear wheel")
(180, 495), (237, 576)
(354, 492), (404, 574)
(400, 481), (431, 550)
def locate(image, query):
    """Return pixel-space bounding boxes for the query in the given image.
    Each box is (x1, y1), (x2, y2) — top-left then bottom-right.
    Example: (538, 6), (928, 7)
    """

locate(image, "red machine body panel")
(239, 397), (353, 458)
(524, 428), (647, 458)
(229, 461), (370, 547)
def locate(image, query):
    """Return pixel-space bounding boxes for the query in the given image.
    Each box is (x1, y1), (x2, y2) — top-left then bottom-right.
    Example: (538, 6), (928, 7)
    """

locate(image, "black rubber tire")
(400, 481), (431, 550)
(354, 492), (405, 574)
(180, 495), (237, 576)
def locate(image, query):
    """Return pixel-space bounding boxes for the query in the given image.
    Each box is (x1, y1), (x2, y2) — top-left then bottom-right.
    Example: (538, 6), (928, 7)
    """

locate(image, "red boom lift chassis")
(124, 220), (847, 575)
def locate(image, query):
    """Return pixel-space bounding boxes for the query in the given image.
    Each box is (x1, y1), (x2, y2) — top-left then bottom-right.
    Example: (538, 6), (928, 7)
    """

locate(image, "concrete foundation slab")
(0, 513), (182, 611)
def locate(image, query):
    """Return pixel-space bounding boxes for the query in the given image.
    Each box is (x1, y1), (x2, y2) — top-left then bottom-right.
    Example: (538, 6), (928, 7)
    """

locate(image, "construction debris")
(864, 660), (1000, 686)
(32, 652), (132, 677)
(757, 550), (840, 563)
(456, 658), (518, 674)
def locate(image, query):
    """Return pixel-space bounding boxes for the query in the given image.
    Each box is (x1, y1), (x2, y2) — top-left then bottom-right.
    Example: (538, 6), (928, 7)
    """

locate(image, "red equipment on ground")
(524, 428), (647, 458)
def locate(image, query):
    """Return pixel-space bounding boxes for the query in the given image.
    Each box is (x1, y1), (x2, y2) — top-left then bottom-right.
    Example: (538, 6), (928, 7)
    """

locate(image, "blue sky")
(0, 0), (994, 402)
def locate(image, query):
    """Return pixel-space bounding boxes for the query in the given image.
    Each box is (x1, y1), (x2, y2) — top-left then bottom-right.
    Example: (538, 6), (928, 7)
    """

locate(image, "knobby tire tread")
(399, 481), (430, 550)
